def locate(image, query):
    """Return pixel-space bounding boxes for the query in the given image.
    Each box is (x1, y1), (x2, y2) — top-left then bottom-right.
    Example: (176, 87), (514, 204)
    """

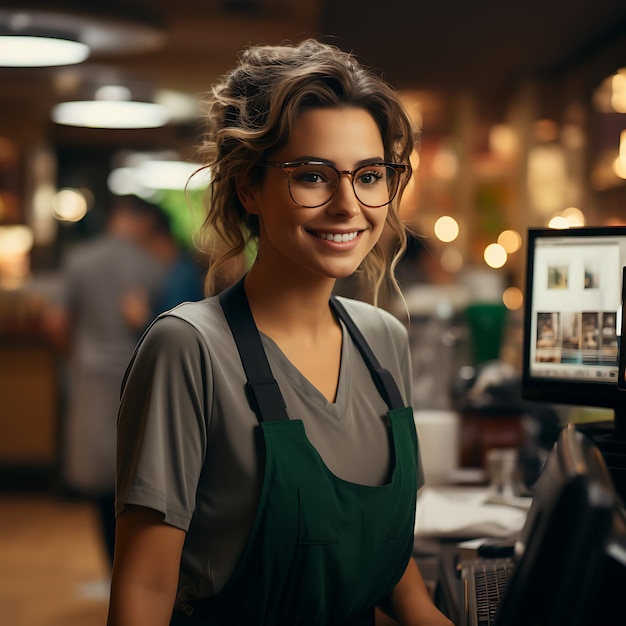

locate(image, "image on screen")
(527, 230), (625, 385)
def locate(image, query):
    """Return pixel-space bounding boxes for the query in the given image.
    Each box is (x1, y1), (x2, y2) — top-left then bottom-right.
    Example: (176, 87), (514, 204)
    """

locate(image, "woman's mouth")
(313, 231), (359, 242)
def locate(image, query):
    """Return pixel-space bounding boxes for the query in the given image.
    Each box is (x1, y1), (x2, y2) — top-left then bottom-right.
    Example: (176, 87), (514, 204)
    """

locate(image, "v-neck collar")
(259, 321), (351, 417)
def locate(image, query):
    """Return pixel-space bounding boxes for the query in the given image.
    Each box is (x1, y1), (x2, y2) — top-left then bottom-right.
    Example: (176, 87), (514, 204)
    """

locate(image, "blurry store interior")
(1, 1), (626, 624)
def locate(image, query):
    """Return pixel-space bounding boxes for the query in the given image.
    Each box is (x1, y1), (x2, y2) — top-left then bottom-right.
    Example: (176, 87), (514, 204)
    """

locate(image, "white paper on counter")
(414, 486), (530, 539)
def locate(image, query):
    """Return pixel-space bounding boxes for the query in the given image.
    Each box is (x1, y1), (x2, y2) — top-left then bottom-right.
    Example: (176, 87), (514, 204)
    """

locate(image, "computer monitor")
(522, 226), (626, 498)
(494, 424), (620, 626)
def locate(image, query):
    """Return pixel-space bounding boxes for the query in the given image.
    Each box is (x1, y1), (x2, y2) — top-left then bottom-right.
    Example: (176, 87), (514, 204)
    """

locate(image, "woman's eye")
(301, 172), (324, 183)
(295, 167), (331, 185)
(358, 169), (384, 185)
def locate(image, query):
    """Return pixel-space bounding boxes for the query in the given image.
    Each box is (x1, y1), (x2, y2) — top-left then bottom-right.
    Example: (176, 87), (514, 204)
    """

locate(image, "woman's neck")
(243, 265), (338, 340)
(243, 265), (344, 403)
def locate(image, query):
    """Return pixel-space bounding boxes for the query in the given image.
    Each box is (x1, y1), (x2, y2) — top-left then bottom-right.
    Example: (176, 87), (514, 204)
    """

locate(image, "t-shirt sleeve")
(115, 314), (211, 530)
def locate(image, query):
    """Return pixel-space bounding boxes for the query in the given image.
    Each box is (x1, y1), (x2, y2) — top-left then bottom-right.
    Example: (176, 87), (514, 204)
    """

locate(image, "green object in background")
(156, 188), (257, 271)
(465, 302), (507, 365)
(157, 188), (205, 250)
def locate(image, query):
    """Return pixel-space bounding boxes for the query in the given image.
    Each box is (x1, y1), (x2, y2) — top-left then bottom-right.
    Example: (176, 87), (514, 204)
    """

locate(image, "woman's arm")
(107, 506), (186, 626)
(377, 557), (455, 626)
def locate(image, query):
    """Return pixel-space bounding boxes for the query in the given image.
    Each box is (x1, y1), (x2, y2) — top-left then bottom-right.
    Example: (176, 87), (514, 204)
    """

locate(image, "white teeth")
(318, 232), (358, 242)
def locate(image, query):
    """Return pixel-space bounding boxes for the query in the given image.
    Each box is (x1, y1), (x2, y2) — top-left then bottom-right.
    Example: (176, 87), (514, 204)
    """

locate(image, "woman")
(107, 39), (453, 626)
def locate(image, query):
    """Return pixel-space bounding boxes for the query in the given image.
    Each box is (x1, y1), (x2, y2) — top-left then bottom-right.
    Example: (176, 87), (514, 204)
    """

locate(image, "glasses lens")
(286, 163), (402, 208)
(353, 164), (400, 208)
(288, 164), (338, 208)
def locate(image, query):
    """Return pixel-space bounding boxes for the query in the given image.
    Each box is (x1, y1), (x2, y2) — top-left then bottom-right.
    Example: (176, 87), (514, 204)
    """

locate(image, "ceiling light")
(0, 7), (166, 63)
(0, 33), (89, 66)
(51, 80), (170, 129)
(52, 99), (169, 129)
(108, 158), (209, 194)
(133, 160), (209, 190)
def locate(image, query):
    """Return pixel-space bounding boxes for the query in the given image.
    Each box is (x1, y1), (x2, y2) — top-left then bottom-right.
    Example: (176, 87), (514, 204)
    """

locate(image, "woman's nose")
(328, 174), (360, 215)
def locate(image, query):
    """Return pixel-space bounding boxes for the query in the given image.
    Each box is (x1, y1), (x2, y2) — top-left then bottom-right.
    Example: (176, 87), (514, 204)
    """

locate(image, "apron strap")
(219, 276), (406, 422)
(219, 277), (290, 423)
(330, 296), (405, 411)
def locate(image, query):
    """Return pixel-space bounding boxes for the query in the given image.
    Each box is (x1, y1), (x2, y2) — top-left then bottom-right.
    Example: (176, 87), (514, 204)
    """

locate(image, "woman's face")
(241, 107), (389, 282)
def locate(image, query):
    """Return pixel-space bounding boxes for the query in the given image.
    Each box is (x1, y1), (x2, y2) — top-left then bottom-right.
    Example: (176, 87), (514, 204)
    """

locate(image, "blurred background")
(1, 1), (626, 624)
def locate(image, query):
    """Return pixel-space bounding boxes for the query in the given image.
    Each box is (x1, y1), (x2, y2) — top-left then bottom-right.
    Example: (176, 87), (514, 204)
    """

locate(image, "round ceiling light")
(0, 34), (90, 66)
(51, 98), (170, 129)
(0, 6), (166, 67)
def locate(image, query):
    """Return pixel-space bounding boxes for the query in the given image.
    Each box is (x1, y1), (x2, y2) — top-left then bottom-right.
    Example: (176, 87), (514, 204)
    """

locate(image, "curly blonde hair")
(195, 38), (416, 301)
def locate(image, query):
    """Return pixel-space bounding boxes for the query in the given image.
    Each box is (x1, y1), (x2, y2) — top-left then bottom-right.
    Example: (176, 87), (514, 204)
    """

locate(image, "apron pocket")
(298, 486), (339, 544)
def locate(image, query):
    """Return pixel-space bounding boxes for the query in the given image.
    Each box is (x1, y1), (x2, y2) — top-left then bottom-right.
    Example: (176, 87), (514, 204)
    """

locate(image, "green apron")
(176, 278), (419, 626)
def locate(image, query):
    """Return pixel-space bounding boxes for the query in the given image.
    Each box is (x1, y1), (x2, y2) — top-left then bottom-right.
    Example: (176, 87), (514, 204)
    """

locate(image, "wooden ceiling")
(102, 0), (626, 96)
(1, 0), (625, 140)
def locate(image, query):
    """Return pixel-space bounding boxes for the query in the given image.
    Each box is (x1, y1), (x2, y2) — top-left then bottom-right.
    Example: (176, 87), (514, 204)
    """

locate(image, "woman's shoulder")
(163, 294), (221, 322)
(138, 295), (228, 354)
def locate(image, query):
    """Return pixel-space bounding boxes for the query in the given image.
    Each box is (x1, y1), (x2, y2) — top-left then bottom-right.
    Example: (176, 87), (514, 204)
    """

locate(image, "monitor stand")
(577, 416), (626, 505)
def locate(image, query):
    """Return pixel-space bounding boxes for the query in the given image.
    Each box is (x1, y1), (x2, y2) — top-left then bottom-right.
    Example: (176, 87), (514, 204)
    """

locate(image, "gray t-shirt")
(116, 294), (422, 601)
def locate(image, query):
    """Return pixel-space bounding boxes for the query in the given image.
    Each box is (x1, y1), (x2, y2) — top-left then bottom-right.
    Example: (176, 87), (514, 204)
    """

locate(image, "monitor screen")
(522, 226), (626, 420)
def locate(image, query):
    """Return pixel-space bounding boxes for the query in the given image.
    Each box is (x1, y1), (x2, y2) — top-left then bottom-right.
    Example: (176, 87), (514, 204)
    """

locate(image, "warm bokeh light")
(52, 188), (89, 222)
(614, 157), (626, 179)
(527, 144), (568, 216)
(613, 129), (626, 179)
(433, 215), (459, 242)
(483, 243), (507, 268)
(548, 216), (570, 229)
(431, 148), (459, 181)
(440, 248), (464, 273)
(0, 225), (33, 255)
(502, 286), (524, 311)
(611, 68), (626, 113)
(489, 124), (517, 159)
(561, 206), (586, 227)
(497, 229), (522, 253)
(0, 225), (34, 288)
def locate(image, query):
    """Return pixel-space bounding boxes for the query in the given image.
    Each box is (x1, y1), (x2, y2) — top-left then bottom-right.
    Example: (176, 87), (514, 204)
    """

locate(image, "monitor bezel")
(618, 265), (626, 393)
(522, 226), (626, 414)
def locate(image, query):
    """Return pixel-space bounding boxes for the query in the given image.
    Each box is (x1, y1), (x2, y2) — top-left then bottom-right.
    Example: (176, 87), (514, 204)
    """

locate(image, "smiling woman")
(236, 107), (393, 284)
(107, 38), (454, 626)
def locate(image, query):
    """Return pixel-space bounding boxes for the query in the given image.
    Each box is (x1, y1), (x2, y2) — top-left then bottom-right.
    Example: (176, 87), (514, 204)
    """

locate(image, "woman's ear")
(237, 181), (260, 215)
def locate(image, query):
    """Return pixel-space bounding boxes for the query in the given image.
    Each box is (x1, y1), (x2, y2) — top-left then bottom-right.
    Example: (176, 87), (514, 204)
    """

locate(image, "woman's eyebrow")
(285, 156), (387, 167)
(283, 155), (331, 163)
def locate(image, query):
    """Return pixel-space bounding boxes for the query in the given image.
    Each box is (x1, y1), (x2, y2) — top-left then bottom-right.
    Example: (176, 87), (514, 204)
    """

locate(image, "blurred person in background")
(116, 196), (206, 327)
(45, 194), (167, 568)
(139, 198), (205, 317)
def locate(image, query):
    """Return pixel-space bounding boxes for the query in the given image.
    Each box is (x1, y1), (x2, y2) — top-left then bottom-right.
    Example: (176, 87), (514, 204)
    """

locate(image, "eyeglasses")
(260, 160), (409, 208)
